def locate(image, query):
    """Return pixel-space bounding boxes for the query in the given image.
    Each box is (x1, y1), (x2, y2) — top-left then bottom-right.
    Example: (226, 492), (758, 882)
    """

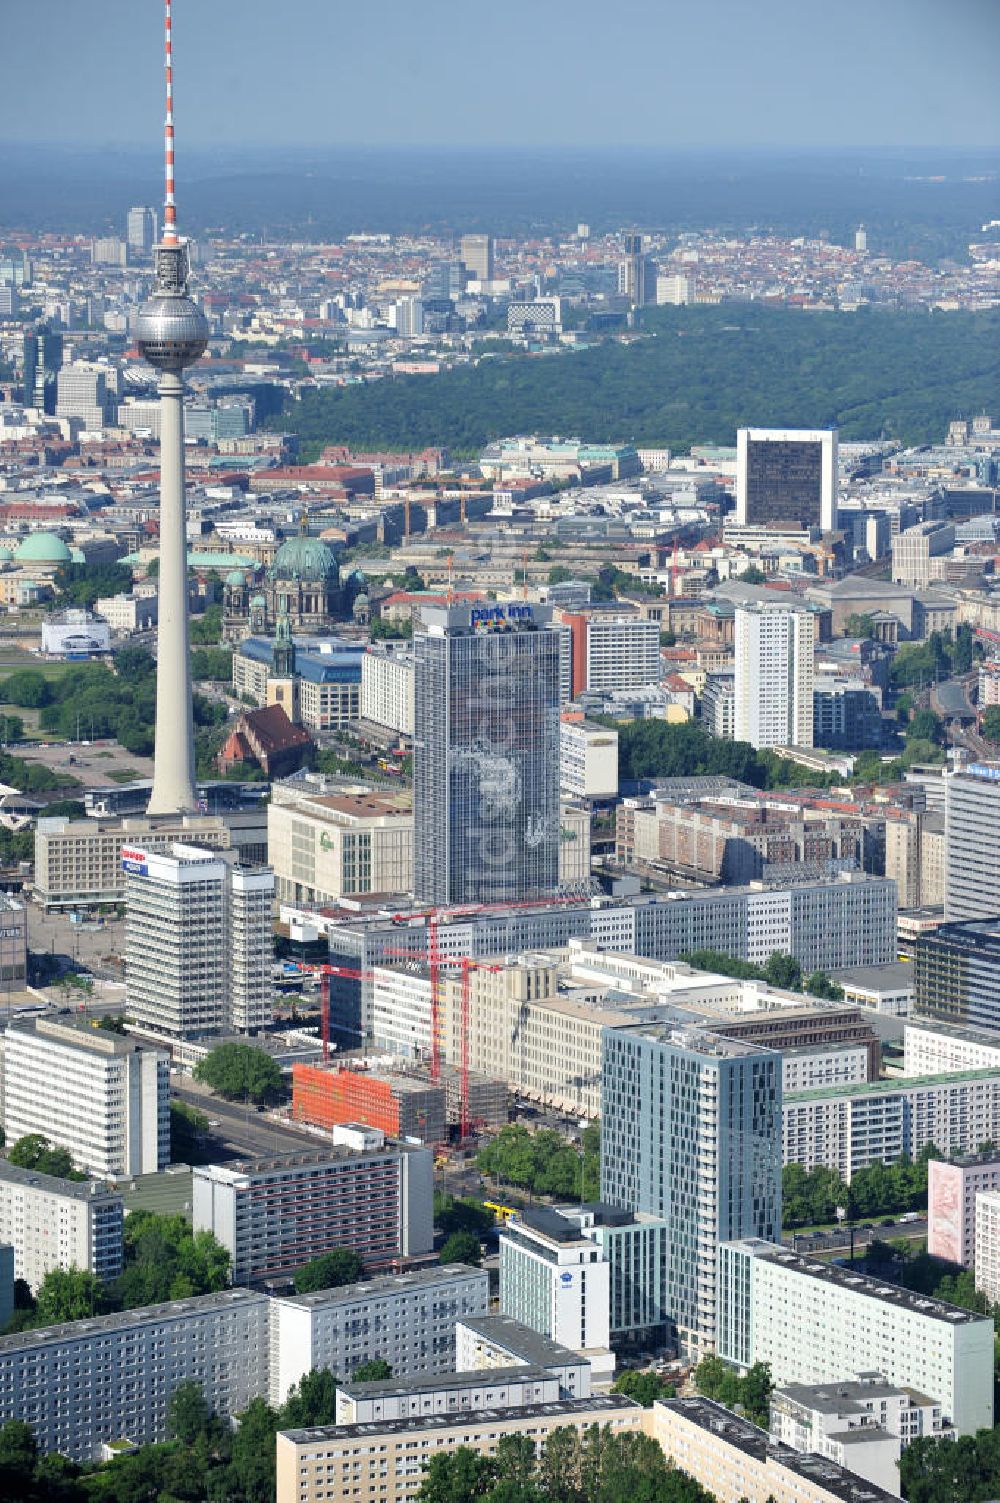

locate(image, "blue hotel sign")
(470, 604), (534, 630)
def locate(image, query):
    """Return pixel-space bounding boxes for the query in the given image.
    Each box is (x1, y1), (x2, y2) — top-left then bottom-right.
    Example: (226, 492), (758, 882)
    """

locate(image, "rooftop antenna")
(163, 0), (178, 245)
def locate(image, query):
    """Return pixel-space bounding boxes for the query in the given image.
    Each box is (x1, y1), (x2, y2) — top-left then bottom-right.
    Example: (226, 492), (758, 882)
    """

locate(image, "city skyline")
(1, 0), (999, 151)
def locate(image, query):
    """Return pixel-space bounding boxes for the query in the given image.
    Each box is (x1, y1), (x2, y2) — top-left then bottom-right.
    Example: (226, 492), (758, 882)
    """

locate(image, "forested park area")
(276, 306), (1000, 459)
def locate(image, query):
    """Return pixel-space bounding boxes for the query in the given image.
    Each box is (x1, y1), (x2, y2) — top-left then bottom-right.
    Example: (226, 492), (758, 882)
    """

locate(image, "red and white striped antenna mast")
(162, 0), (178, 245)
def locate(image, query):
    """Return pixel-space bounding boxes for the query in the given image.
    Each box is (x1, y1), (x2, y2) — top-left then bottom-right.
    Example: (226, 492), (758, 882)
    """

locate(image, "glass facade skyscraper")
(601, 1024), (782, 1359)
(413, 603), (561, 905)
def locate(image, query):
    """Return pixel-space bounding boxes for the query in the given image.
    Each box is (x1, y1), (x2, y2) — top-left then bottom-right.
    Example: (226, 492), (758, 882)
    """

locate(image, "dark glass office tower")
(414, 603), (561, 905)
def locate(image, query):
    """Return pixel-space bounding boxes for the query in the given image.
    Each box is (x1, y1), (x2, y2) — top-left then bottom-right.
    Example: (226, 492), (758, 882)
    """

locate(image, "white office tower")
(734, 603), (815, 749)
(855, 224), (868, 253)
(394, 296), (424, 338)
(499, 1209), (613, 1374)
(735, 427), (838, 531)
(127, 205), (157, 252)
(944, 765), (1000, 921)
(55, 362), (112, 431)
(125, 843), (273, 1039)
(601, 1026), (782, 1360)
(3, 1017), (169, 1177)
(229, 866), (277, 1031)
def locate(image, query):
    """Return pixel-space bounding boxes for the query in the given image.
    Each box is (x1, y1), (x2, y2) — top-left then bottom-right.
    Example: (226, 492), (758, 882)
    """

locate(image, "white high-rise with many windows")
(125, 842), (273, 1038)
(2, 1017), (169, 1177)
(734, 603), (815, 749)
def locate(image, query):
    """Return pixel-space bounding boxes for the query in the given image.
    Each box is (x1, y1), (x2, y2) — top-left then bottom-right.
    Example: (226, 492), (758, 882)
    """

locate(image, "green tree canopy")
(279, 1368), (340, 1428)
(193, 1042), (284, 1104)
(353, 1359), (393, 1382)
(34, 1266), (104, 1325)
(166, 1380), (211, 1446)
(112, 1210), (230, 1309)
(610, 1369), (676, 1407)
(7, 1133), (83, 1180)
(295, 1248), (364, 1294)
(477, 1123), (599, 1201)
(439, 1230), (483, 1267)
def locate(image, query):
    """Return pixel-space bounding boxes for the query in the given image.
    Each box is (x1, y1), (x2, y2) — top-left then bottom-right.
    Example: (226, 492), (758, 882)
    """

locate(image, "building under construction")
(291, 1060), (507, 1144)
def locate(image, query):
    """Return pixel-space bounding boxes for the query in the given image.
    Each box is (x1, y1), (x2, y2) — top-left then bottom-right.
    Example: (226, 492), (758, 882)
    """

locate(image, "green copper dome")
(14, 532), (72, 564)
(268, 534), (339, 585)
(225, 569), (246, 587)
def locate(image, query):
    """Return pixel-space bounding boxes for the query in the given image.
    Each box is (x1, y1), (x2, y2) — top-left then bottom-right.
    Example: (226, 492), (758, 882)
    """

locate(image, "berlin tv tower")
(135, 0), (207, 815)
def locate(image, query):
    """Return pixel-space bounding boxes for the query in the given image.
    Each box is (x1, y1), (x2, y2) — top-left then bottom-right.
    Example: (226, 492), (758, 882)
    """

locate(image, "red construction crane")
(296, 891), (593, 1128)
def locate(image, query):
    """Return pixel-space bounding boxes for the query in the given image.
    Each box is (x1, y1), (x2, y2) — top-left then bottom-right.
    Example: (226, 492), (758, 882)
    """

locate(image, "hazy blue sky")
(2, 0), (999, 151)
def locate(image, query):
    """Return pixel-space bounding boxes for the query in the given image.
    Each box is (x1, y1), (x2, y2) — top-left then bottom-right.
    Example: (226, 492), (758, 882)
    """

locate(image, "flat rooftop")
(0, 1288), (266, 1354)
(278, 1263), (485, 1312)
(194, 1141), (426, 1179)
(657, 1396), (900, 1503)
(0, 1160), (122, 1204)
(785, 1067), (1000, 1103)
(834, 963), (915, 993)
(734, 1240), (991, 1326)
(337, 1364), (552, 1401)
(456, 1314), (586, 1371)
(9, 1016), (163, 1059)
(280, 1394), (636, 1446)
(777, 1378), (937, 1413)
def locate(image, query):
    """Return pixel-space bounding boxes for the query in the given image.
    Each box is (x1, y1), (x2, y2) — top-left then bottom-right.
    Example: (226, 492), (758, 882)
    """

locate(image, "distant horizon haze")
(0, 0), (998, 151)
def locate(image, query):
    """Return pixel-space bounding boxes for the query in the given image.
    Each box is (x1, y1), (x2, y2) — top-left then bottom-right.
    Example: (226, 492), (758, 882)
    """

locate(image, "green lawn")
(0, 651), (76, 683)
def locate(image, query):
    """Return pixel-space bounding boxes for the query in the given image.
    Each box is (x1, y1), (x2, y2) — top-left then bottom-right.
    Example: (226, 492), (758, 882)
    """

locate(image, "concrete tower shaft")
(134, 0), (207, 815)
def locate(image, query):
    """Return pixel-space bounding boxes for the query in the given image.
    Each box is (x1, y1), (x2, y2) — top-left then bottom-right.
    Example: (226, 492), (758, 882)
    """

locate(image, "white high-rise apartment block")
(125, 843), (273, 1039)
(269, 1265), (489, 1405)
(499, 1210), (612, 1369)
(229, 866), (276, 1032)
(718, 1240), (994, 1436)
(927, 1153), (1000, 1265)
(361, 645), (415, 734)
(734, 604), (814, 749)
(581, 615), (660, 692)
(394, 297), (424, 338)
(784, 1070), (1000, 1181)
(560, 718), (619, 799)
(945, 766), (1000, 921)
(975, 1190), (1000, 1306)
(735, 428), (838, 531)
(0, 1163), (124, 1291)
(55, 362), (112, 431)
(3, 1017), (169, 1177)
(0, 1289), (269, 1461)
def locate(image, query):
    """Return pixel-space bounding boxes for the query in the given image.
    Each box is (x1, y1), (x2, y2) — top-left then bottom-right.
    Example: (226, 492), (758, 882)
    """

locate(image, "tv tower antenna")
(135, 0), (208, 815)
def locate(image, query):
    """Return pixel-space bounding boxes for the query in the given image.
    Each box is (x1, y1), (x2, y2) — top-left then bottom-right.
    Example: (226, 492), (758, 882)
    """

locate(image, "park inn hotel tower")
(413, 602), (562, 905)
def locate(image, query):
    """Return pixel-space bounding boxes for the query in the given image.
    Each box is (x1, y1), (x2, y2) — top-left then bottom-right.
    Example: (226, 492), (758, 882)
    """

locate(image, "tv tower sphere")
(134, 248), (208, 371)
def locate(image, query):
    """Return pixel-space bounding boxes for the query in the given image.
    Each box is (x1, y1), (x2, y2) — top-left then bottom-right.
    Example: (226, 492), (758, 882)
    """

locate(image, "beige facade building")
(276, 1395), (643, 1503)
(885, 809), (945, 909)
(439, 956), (629, 1119)
(648, 1398), (899, 1503)
(268, 782), (413, 906)
(33, 812), (267, 910)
